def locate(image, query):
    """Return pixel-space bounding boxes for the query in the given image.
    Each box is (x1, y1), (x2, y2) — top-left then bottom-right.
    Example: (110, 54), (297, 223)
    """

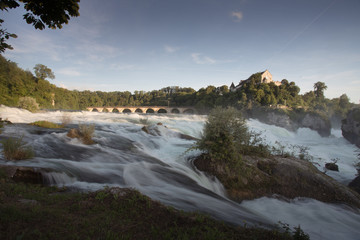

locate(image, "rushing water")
(1, 105), (360, 240)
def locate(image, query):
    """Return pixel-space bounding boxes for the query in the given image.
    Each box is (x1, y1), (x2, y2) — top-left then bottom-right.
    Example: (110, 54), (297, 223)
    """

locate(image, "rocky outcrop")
(342, 108), (360, 148)
(301, 113), (331, 137)
(325, 162), (339, 172)
(265, 112), (296, 131)
(0, 165), (44, 184)
(348, 176), (360, 194)
(249, 107), (331, 137)
(193, 154), (360, 208)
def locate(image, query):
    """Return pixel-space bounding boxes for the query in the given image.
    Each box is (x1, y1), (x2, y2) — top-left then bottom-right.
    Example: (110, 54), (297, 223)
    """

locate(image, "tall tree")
(34, 64), (55, 80)
(0, 0), (80, 52)
(313, 81), (327, 98)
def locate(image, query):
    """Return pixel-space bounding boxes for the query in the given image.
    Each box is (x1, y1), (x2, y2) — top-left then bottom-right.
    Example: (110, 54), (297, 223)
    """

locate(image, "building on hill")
(230, 70), (281, 92)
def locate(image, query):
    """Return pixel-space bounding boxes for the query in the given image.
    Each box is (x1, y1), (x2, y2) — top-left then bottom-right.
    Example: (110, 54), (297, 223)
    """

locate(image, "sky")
(2, 0), (360, 103)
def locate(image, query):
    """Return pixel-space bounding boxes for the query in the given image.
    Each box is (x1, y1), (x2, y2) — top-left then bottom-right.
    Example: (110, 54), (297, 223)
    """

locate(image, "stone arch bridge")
(86, 106), (197, 114)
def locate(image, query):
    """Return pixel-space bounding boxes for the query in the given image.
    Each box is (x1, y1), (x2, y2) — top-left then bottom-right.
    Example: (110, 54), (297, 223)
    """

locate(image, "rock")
(18, 199), (39, 205)
(141, 126), (150, 134)
(265, 111), (297, 131)
(192, 154), (360, 208)
(301, 113), (331, 137)
(249, 107), (331, 137)
(178, 133), (198, 141)
(348, 176), (360, 194)
(325, 162), (339, 171)
(0, 165), (44, 184)
(341, 108), (360, 148)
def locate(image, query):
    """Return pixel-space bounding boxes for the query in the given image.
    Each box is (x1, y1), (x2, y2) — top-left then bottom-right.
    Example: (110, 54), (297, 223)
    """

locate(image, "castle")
(230, 70), (281, 92)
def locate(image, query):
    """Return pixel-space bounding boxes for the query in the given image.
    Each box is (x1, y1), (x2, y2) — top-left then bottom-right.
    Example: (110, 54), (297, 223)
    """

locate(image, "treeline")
(0, 55), (355, 120)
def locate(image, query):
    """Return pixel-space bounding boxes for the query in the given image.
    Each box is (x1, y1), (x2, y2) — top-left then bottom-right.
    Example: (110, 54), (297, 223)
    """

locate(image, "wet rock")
(342, 108), (360, 148)
(325, 162), (339, 172)
(348, 176), (360, 194)
(0, 165), (44, 184)
(301, 113), (331, 137)
(249, 107), (331, 137)
(141, 126), (150, 134)
(193, 154), (360, 208)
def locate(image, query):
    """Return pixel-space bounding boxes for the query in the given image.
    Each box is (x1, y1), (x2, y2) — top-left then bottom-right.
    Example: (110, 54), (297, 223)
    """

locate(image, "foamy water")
(1, 105), (359, 240)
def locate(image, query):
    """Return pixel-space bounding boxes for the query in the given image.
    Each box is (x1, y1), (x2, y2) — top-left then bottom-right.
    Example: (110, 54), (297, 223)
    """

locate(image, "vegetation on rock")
(1, 137), (34, 160)
(30, 121), (62, 129)
(67, 124), (95, 145)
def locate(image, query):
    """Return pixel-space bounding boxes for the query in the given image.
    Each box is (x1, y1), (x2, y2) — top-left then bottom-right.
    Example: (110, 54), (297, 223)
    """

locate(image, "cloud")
(230, 11), (243, 22)
(110, 64), (135, 71)
(164, 45), (178, 53)
(8, 29), (64, 61)
(191, 53), (216, 64)
(57, 68), (82, 77)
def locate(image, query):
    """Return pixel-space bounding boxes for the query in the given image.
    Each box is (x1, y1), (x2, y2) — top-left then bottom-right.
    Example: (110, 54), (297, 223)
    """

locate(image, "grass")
(30, 121), (62, 128)
(1, 137), (34, 160)
(0, 173), (301, 240)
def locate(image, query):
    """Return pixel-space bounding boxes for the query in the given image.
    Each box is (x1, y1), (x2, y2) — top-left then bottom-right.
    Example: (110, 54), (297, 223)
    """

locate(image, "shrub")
(18, 96), (39, 112)
(1, 137), (34, 160)
(67, 124), (95, 145)
(60, 113), (72, 126)
(30, 121), (62, 128)
(194, 107), (250, 165)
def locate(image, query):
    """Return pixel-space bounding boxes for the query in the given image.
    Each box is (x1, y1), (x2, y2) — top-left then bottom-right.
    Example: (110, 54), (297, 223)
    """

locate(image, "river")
(1, 105), (360, 240)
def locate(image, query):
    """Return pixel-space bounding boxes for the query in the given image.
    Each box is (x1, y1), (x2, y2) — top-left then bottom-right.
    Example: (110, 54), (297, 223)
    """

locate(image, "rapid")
(1, 105), (360, 240)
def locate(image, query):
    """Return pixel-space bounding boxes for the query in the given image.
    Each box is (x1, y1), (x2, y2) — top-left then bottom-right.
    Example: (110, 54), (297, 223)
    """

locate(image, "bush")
(18, 96), (39, 112)
(60, 113), (72, 126)
(67, 124), (95, 145)
(194, 107), (250, 165)
(1, 137), (34, 160)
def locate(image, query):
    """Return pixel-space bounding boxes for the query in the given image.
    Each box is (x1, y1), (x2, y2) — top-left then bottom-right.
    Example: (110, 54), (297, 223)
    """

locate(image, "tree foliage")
(313, 81), (327, 99)
(34, 64), (55, 80)
(0, 0), (80, 52)
(0, 55), (356, 125)
(195, 107), (250, 165)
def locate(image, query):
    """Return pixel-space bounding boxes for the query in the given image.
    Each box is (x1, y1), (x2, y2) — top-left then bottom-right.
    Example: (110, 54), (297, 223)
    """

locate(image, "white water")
(1, 105), (359, 240)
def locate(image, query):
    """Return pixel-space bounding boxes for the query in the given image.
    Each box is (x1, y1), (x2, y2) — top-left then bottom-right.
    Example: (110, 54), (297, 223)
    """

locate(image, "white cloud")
(191, 53), (216, 64)
(8, 29), (64, 61)
(164, 45), (178, 53)
(111, 64), (135, 71)
(57, 68), (82, 77)
(230, 11), (243, 22)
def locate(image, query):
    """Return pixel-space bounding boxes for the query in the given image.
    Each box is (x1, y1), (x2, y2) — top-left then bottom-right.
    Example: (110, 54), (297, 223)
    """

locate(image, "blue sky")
(2, 0), (360, 102)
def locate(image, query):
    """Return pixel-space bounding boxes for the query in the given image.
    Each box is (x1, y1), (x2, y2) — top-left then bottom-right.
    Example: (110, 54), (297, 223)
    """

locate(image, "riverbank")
(0, 169), (305, 240)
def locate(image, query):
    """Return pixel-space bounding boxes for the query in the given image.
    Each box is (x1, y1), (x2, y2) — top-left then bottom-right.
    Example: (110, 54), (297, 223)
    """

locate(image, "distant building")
(230, 70), (281, 92)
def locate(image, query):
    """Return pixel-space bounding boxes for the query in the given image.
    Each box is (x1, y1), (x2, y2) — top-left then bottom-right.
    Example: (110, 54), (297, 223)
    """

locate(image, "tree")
(34, 64), (55, 80)
(194, 107), (249, 165)
(313, 81), (327, 99)
(18, 96), (39, 112)
(0, 0), (80, 52)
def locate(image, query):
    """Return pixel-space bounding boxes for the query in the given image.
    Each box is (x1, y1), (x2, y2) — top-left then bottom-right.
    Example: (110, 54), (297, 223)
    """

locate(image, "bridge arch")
(146, 108), (155, 114)
(171, 108), (180, 114)
(123, 109), (132, 113)
(112, 108), (119, 113)
(135, 108), (143, 113)
(157, 108), (167, 114)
